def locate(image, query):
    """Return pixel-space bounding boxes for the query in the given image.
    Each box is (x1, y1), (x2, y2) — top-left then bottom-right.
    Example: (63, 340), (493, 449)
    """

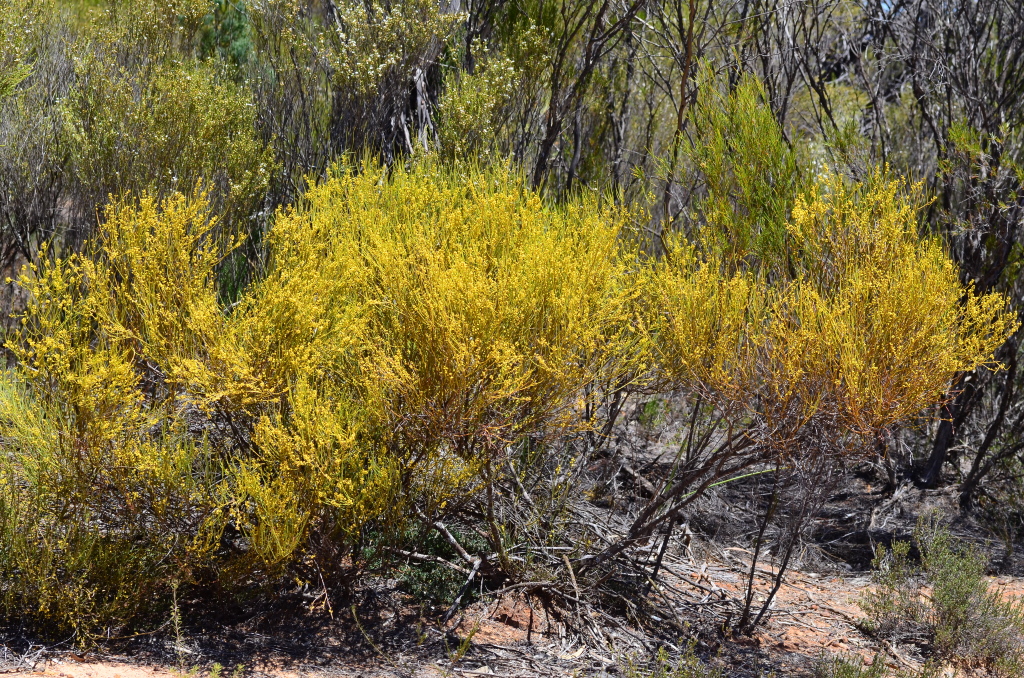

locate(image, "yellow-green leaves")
(265, 161), (641, 510)
(0, 156), (1013, 639)
(647, 170), (1017, 452)
(65, 60), (273, 231)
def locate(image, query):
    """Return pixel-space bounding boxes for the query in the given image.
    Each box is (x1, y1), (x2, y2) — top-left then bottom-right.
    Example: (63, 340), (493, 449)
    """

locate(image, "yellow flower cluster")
(646, 172), (1016, 451)
(0, 160), (639, 634)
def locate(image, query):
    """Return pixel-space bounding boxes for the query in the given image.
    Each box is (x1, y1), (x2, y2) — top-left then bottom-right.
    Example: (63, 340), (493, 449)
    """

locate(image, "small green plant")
(814, 653), (889, 678)
(917, 520), (1024, 674)
(813, 653), (941, 678)
(638, 399), (666, 428)
(860, 540), (927, 642)
(171, 581), (187, 674)
(444, 620), (480, 674)
(211, 665), (243, 678)
(397, 526), (487, 607)
(622, 643), (724, 678)
(860, 518), (1024, 674)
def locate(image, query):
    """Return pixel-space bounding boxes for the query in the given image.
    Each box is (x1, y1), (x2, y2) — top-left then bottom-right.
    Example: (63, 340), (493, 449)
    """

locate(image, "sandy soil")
(8, 559), (1017, 678)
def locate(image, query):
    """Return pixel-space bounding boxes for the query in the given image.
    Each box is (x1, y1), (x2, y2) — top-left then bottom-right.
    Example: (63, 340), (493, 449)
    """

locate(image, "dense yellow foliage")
(0, 161), (640, 635)
(647, 171), (1016, 451)
(782, 176), (1014, 433)
(254, 162), (641, 511)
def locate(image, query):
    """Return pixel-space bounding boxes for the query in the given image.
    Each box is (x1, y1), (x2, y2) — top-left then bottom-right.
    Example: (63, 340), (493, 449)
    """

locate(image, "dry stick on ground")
(414, 506), (477, 566)
(620, 462), (658, 498)
(443, 557), (484, 624)
(562, 554), (584, 628)
(484, 579), (654, 652)
(387, 547), (472, 575)
(578, 428), (764, 576)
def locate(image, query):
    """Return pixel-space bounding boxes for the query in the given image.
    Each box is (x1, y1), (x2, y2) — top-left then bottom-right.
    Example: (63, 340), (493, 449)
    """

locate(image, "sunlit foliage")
(0, 0), (1019, 645)
(647, 171), (1015, 454)
(0, 161), (641, 636)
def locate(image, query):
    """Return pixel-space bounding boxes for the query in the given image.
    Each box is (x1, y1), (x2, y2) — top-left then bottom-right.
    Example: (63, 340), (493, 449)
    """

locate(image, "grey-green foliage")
(813, 653), (941, 678)
(860, 518), (1024, 674)
(917, 521), (1024, 673)
(0, 0), (272, 269)
(0, 0), (76, 267)
(860, 539), (928, 642)
(814, 654), (890, 678)
(622, 644), (725, 678)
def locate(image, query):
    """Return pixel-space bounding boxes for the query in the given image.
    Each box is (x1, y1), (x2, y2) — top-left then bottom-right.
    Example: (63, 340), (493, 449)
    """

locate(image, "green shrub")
(860, 520), (1024, 674)
(435, 50), (519, 162)
(245, 0), (461, 204)
(64, 58), (273, 234)
(396, 525), (487, 606)
(1, 0), (273, 273)
(918, 522), (1024, 673)
(860, 540), (928, 642)
(200, 0), (252, 66)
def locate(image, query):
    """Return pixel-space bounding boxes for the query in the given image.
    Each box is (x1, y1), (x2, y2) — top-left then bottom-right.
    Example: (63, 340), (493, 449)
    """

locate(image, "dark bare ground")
(3, 465), (1020, 678)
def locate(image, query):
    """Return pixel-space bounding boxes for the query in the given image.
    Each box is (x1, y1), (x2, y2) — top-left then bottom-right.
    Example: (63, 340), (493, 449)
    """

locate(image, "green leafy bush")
(861, 520), (1024, 674)
(64, 58), (273, 233)
(814, 654), (890, 678)
(920, 522), (1024, 673)
(200, 0), (252, 66)
(396, 526), (487, 606)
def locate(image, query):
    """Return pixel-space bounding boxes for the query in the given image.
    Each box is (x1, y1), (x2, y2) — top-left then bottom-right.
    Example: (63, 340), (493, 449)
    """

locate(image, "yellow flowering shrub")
(0, 125), (1010, 639)
(0, 160), (641, 637)
(0, 193), (244, 637)
(257, 161), (642, 513)
(648, 171), (1017, 453)
(778, 176), (1015, 434)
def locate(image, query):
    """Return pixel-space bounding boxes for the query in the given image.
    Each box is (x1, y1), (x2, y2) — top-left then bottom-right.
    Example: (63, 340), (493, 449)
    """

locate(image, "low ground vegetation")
(860, 519), (1024, 674)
